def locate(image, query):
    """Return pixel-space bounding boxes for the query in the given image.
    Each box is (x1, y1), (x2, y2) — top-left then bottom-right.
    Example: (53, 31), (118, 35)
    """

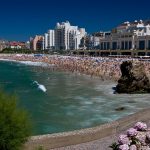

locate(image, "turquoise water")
(0, 60), (150, 135)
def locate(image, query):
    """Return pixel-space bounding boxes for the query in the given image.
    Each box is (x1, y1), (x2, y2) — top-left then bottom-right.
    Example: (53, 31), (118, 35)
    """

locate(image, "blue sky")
(0, 0), (150, 41)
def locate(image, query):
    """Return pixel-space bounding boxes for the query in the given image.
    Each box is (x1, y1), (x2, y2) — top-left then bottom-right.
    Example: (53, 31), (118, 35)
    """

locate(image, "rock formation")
(116, 61), (150, 93)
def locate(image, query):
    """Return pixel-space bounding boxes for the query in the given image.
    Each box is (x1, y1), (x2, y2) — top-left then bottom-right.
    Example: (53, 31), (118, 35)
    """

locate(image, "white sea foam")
(33, 81), (47, 92)
(0, 58), (17, 62)
(0, 59), (55, 67)
(18, 61), (52, 67)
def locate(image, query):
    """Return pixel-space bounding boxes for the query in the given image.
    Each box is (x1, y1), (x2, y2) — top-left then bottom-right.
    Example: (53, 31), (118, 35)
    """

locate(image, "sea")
(0, 60), (150, 135)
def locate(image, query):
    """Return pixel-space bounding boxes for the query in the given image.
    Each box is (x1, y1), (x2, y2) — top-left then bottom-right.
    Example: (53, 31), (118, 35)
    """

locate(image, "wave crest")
(33, 81), (47, 92)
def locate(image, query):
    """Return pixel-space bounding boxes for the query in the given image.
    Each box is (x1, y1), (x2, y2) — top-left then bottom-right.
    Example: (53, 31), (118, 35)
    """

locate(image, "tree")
(0, 91), (31, 150)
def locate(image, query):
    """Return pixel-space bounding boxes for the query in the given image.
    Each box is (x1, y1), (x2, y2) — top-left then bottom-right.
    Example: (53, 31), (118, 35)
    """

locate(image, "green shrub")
(0, 91), (31, 150)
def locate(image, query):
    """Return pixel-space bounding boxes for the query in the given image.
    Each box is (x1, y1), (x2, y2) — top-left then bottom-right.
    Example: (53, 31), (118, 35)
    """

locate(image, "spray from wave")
(33, 81), (47, 92)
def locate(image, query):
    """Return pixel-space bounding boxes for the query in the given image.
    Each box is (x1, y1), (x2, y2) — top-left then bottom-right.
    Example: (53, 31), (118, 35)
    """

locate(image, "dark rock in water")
(116, 61), (150, 94)
(115, 107), (125, 111)
(112, 87), (117, 91)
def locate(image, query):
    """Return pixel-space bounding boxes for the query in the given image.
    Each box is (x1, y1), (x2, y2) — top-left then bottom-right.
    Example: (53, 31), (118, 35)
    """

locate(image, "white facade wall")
(0, 40), (8, 51)
(99, 20), (150, 51)
(55, 21), (86, 50)
(25, 41), (30, 49)
(48, 30), (55, 48)
(10, 45), (22, 49)
(44, 33), (48, 49)
(44, 30), (55, 50)
(91, 36), (100, 47)
(145, 25), (150, 35)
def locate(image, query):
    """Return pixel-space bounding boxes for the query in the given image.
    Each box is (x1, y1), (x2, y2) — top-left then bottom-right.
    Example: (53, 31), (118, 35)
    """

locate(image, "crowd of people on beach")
(0, 54), (150, 81)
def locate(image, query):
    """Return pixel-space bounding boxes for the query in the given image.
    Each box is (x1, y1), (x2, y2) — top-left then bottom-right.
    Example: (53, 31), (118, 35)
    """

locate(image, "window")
(121, 41), (124, 50)
(129, 41), (132, 49)
(148, 40), (150, 50)
(139, 40), (145, 50)
(104, 42), (106, 50)
(125, 41), (128, 50)
(107, 42), (110, 50)
(100, 43), (103, 50)
(112, 42), (117, 50)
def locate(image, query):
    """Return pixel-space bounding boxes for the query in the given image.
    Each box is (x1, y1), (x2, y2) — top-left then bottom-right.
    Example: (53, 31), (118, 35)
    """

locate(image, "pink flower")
(127, 128), (138, 137)
(119, 144), (129, 150)
(118, 134), (130, 145)
(134, 122), (147, 131)
(135, 132), (146, 145)
(129, 145), (137, 150)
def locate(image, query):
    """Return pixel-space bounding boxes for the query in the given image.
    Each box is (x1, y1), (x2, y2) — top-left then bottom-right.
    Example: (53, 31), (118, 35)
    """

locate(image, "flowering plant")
(134, 122), (147, 131)
(109, 122), (149, 150)
(118, 134), (130, 145)
(127, 128), (138, 137)
(118, 144), (129, 150)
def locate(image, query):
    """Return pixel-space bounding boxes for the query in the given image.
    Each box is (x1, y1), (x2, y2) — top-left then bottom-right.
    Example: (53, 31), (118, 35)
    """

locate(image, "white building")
(98, 20), (150, 56)
(55, 21), (86, 50)
(0, 40), (9, 51)
(43, 30), (55, 50)
(25, 41), (30, 49)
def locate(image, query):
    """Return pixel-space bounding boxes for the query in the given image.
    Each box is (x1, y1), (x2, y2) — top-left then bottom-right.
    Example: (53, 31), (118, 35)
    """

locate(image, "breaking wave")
(33, 81), (47, 92)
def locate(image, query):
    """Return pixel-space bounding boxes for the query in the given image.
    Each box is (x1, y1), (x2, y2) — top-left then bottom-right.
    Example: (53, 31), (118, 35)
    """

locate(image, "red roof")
(10, 42), (25, 46)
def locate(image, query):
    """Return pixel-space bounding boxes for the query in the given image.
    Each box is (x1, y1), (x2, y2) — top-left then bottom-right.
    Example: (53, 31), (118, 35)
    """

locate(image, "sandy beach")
(0, 54), (150, 82)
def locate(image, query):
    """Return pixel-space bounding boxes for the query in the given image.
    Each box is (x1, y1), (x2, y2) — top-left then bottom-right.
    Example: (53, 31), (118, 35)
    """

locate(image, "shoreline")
(24, 108), (150, 150)
(0, 54), (122, 81)
(0, 57), (108, 82)
(1, 54), (150, 82)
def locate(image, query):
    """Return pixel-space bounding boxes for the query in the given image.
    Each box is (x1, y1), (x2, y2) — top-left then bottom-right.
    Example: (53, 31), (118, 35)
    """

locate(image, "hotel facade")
(79, 20), (150, 56)
(99, 20), (150, 56)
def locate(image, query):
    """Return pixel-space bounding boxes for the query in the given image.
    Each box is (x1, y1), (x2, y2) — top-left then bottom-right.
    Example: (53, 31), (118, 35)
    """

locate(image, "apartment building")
(30, 35), (44, 51)
(54, 21), (86, 50)
(43, 30), (55, 50)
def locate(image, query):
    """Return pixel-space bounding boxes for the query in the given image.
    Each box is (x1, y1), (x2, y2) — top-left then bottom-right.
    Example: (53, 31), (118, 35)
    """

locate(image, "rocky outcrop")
(116, 61), (150, 93)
